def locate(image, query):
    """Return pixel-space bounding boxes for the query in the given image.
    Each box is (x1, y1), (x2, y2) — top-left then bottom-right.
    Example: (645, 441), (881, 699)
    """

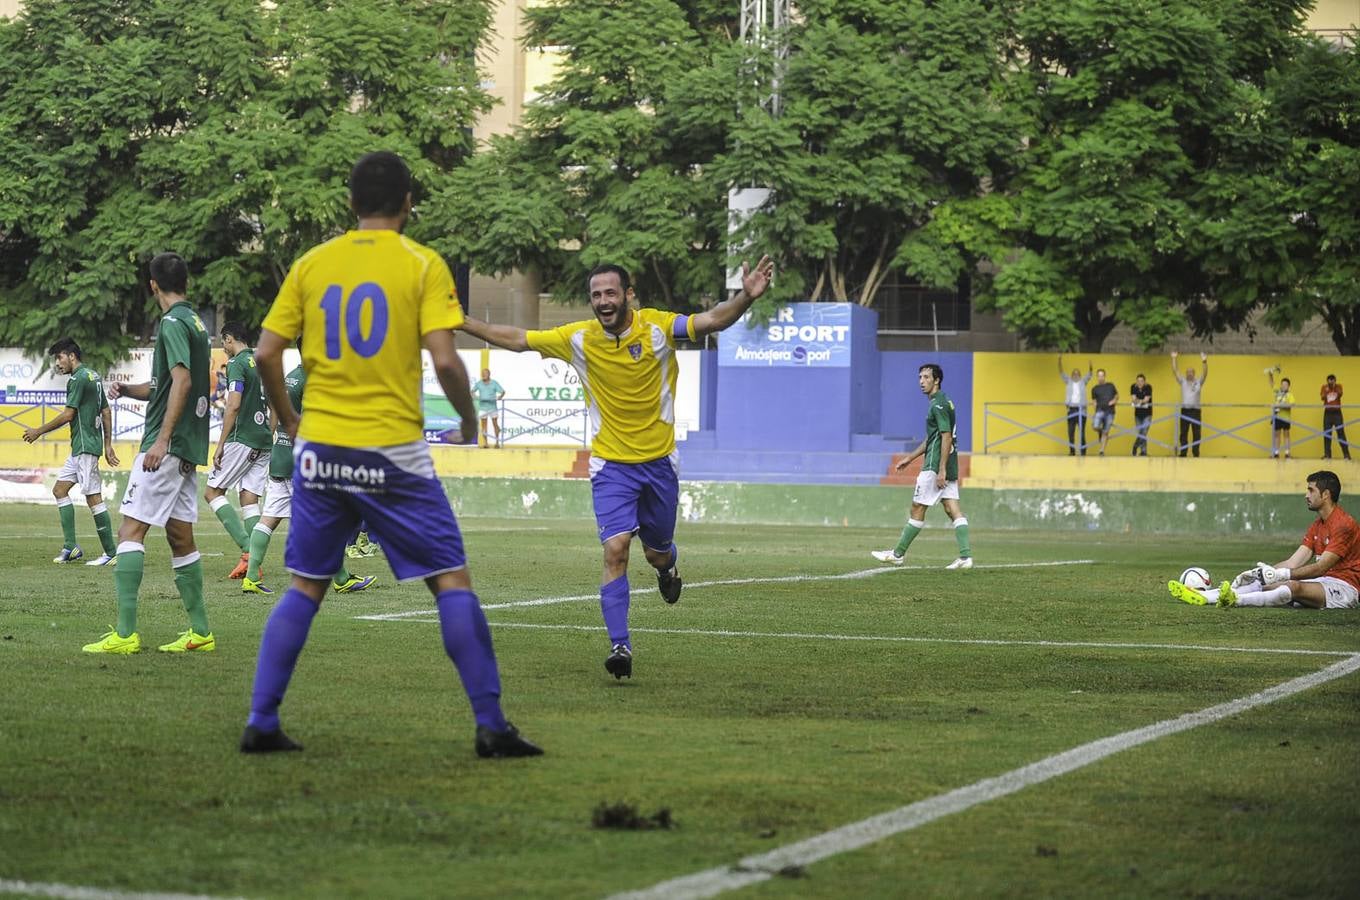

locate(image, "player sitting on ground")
(23, 338), (119, 565)
(458, 256), (774, 681)
(1169, 470), (1358, 610)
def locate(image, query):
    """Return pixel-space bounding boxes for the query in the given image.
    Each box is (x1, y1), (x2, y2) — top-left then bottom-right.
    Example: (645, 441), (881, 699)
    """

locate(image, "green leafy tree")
(1208, 35), (1360, 354)
(898, 0), (1322, 352)
(717, 0), (1021, 307)
(427, 0), (740, 308)
(0, 0), (491, 370)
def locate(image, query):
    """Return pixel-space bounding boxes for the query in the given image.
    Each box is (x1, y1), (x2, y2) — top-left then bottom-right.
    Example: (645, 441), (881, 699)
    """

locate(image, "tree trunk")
(1323, 301), (1359, 355)
(1075, 296), (1116, 353)
(856, 232), (892, 307)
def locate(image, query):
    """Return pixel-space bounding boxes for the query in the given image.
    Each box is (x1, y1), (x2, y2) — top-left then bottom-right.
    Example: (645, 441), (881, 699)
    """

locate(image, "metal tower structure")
(727, 0), (790, 293)
(739, 0), (790, 117)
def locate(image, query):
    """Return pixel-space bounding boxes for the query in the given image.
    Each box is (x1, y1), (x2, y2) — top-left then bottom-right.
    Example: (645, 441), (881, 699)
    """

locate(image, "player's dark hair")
(149, 252), (188, 295)
(919, 363), (943, 384)
(1135, 373), (1145, 379)
(1281, 378), (1290, 388)
(1327, 373), (1336, 380)
(48, 337), (81, 359)
(350, 151), (411, 218)
(1308, 471), (1341, 503)
(1096, 368), (1106, 376)
(221, 321), (252, 344)
(587, 264), (631, 294)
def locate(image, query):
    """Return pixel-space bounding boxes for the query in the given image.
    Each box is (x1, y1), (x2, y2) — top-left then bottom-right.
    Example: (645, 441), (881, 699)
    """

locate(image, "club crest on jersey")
(627, 342), (642, 361)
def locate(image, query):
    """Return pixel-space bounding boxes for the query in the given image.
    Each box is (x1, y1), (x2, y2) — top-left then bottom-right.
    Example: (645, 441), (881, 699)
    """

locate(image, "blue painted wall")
(879, 351), (974, 452)
(714, 305), (880, 451)
(700, 315), (974, 454)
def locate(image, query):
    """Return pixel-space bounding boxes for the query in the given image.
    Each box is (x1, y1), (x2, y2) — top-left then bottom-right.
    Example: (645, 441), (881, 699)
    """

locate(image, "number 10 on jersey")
(321, 283), (389, 359)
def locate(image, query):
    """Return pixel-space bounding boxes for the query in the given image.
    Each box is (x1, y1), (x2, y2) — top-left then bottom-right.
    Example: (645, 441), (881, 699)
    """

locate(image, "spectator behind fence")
(1058, 353), (1092, 456)
(1322, 374), (1351, 461)
(1090, 368), (1119, 456)
(1130, 373), (1152, 456)
(1171, 351), (1208, 457)
(1267, 366), (1294, 459)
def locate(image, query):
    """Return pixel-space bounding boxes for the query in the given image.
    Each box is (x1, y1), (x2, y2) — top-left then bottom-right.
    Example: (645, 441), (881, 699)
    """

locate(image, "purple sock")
(601, 574), (630, 648)
(664, 543), (678, 571)
(435, 589), (507, 731)
(247, 589), (319, 732)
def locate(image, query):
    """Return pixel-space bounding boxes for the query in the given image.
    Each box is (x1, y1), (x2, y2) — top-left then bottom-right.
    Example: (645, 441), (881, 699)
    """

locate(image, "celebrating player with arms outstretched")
(241, 151), (541, 758)
(459, 256), (774, 680)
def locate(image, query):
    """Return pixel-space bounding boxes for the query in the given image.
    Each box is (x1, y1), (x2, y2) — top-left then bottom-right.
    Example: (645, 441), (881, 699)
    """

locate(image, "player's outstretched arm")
(460, 317), (530, 352)
(425, 329), (479, 444)
(109, 381), (152, 401)
(894, 439), (927, 471)
(256, 328), (297, 438)
(22, 407), (75, 442)
(1291, 550), (1340, 581)
(691, 256), (775, 338)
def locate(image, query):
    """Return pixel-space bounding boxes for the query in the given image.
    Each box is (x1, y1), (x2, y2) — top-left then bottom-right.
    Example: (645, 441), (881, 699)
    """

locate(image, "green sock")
(212, 499), (249, 551)
(332, 563), (352, 587)
(57, 501), (77, 551)
(953, 518), (972, 558)
(247, 525), (272, 581)
(114, 548), (145, 637)
(92, 507), (116, 557)
(894, 519), (924, 557)
(173, 556), (209, 635)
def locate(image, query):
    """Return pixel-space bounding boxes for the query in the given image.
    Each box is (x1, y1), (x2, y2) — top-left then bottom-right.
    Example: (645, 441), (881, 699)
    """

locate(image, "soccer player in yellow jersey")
(460, 257), (775, 680)
(240, 151), (541, 758)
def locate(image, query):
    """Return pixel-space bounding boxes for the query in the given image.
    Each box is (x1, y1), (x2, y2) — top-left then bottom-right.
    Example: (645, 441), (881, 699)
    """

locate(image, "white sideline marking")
(473, 623), (1358, 658)
(354, 559), (1097, 621)
(608, 653), (1360, 900)
(0, 879), (243, 900)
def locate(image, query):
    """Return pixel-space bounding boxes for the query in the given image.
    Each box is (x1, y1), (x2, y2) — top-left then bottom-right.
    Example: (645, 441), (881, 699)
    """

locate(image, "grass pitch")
(1, 504), (1357, 899)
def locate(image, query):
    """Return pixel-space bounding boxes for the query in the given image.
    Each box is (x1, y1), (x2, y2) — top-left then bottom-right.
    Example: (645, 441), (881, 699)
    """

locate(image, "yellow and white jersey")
(527, 308), (696, 463)
(262, 230), (464, 448)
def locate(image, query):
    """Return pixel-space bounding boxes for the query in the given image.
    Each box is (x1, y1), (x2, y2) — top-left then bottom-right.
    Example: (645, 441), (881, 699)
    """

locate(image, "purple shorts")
(591, 457), (679, 550)
(285, 441), (465, 583)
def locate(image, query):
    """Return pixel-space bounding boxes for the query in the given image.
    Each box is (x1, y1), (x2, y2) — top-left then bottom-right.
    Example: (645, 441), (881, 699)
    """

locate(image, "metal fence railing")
(983, 402), (1355, 458)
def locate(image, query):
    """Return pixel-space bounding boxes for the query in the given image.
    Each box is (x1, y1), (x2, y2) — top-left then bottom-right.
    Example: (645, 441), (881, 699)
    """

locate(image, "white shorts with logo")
(913, 470), (960, 507)
(56, 453), (101, 495)
(121, 453), (199, 527)
(1311, 577), (1359, 610)
(207, 441), (270, 495)
(261, 475), (293, 519)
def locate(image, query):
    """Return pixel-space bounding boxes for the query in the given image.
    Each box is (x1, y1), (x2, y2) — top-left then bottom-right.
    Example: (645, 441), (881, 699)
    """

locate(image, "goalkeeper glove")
(1254, 562), (1290, 586)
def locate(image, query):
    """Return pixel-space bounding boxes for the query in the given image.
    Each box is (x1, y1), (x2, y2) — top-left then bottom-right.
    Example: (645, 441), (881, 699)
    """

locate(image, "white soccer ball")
(1179, 566), (1212, 591)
